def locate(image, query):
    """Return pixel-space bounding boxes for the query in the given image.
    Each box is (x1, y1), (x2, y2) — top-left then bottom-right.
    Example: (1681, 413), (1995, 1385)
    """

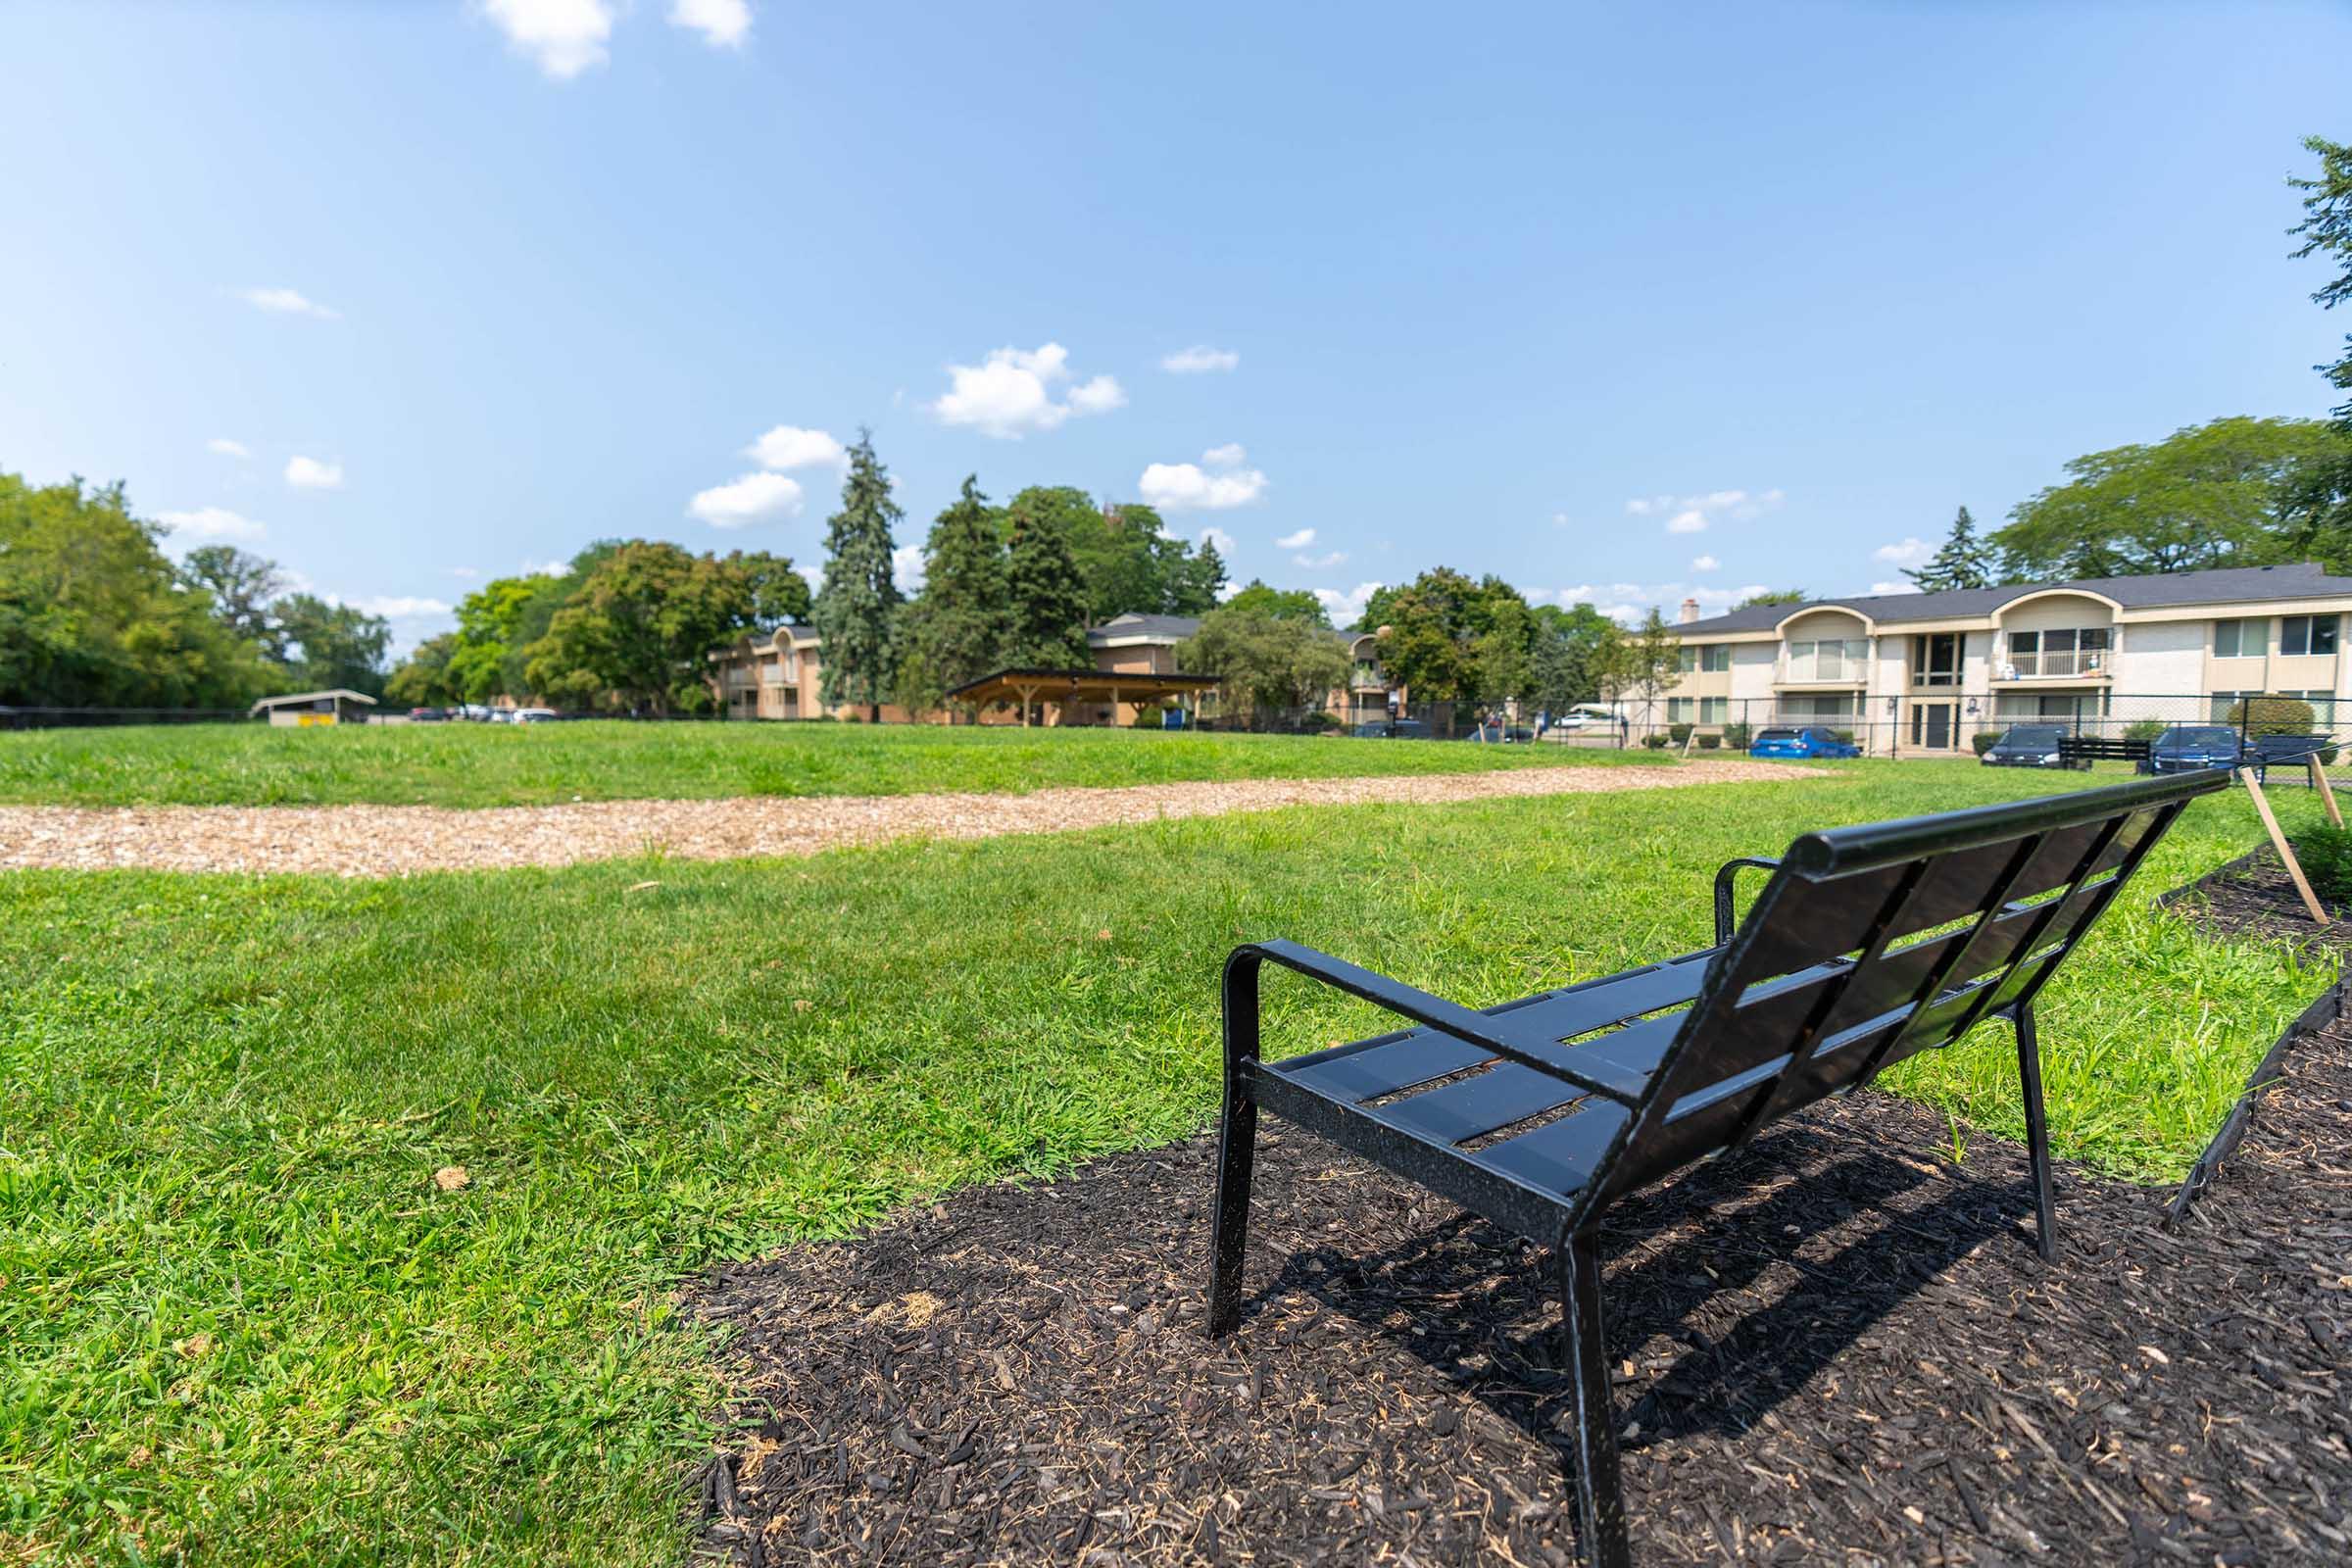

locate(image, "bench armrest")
(1229, 938), (1644, 1105)
(1712, 857), (1783, 946)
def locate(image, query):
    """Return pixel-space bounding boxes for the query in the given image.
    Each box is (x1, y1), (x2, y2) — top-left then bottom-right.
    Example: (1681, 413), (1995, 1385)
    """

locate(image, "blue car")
(1750, 725), (1861, 760)
(2138, 724), (2253, 775)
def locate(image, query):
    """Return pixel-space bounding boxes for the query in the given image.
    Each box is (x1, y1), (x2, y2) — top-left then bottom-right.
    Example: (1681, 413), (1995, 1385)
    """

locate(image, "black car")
(2139, 724), (2253, 774)
(1980, 724), (2070, 768)
(1463, 723), (1534, 743)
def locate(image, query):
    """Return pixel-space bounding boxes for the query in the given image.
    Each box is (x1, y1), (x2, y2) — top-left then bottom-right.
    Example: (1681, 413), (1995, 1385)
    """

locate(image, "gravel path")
(0, 760), (1803, 877)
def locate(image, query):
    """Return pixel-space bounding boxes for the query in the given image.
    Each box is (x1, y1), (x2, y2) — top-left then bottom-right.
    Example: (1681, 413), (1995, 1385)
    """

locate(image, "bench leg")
(1207, 954), (1262, 1339)
(2015, 1003), (2057, 1262)
(1558, 1228), (1632, 1568)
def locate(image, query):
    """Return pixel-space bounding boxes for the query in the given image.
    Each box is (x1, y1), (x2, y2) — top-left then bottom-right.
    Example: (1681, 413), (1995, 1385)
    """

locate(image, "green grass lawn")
(0, 720), (1659, 808)
(0, 763), (2331, 1564)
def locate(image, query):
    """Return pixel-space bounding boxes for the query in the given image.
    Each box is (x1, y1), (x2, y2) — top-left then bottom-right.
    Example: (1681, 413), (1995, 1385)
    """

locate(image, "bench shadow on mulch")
(687, 875), (2352, 1566)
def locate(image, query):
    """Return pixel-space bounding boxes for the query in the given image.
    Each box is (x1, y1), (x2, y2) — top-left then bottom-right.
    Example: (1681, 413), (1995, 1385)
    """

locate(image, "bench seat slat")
(1364, 1062), (1591, 1145)
(1273, 950), (1717, 1106)
(1469, 1101), (1633, 1197)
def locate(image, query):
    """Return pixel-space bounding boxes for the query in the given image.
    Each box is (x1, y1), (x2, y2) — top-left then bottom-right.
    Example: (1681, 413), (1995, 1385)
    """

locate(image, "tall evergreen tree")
(1905, 506), (1997, 592)
(1003, 492), (1092, 669)
(811, 430), (905, 720)
(917, 474), (1013, 697)
(2282, 135), (2352, 568)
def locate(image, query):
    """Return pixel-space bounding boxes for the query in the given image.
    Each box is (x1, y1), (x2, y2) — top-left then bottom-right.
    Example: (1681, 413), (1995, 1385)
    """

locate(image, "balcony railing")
(1997, 651), (2106, 680)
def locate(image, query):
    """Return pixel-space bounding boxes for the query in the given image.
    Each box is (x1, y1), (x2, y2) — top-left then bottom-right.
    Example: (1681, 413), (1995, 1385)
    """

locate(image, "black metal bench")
(2056, 735), (2152, 769)
(1204, 769), (2230, 1567)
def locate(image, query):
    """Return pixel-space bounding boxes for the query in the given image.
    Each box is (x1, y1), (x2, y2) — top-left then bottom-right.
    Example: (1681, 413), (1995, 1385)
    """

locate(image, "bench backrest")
(2057, 736), (2152, 760)
(1596, 768), (2230, 1202)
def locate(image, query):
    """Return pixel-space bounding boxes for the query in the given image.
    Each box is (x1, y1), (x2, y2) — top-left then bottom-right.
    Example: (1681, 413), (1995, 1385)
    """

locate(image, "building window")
(1701, 644), (1731, 672)
(2281, 614), (2339, 658)
(1677, 647), (1696, 673)
(1699, 696), (1729, 724)
(2213, 618), (2262, 659)
(2210, 690), (2257, 722)
(1911, 632), (1960, 687)
(2003, 626), (2109, 678)
(1788, 638), (1868, 682)
(1782, 694), (1855, 719)
(1667, 697), (1693, 721)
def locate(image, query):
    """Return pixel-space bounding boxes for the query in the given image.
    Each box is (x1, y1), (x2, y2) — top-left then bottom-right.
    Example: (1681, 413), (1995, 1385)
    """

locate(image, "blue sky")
(4, 2), (2348, 646)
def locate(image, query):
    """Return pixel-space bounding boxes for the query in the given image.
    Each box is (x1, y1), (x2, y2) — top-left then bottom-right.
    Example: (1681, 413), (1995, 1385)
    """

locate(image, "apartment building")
(710, 612), (1212, 723)
(1656, 562), (2352, 755)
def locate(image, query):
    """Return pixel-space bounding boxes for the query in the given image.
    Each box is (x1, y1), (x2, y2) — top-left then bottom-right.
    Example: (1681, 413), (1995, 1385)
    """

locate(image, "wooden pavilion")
(944, 667), (1223, 728)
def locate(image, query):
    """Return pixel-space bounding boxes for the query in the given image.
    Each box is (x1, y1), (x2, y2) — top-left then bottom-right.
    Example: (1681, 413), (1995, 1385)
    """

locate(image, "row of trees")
(0, 471), (396, 708)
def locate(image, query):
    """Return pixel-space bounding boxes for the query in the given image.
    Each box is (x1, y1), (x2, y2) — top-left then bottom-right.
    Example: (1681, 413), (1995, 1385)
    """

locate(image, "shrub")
(1972, 730), (2002, 757)
(2226, 695), (2318, 738)
(1723, 722), (1753, 749)
(1697, 733), (1723, 750)
(1668, 722), (1693, 744)
(1641, 733), (1670, 750)
(2293, 823), (2352, 906)
(1834, 729), (1857, 745)
(2124, 719), (2166, 743)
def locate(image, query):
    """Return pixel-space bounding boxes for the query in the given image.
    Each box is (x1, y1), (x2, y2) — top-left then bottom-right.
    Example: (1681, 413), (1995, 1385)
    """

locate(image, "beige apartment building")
(1656, 562), (2352, 756)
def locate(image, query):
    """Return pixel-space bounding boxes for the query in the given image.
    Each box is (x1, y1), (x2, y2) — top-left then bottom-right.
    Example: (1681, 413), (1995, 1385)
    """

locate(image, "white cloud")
(1690, 554), (1720, 571)
(1139, 459), (1268, 512)
(1274, 527), (1315, 550)
(1201, 442), (1248, 467)
(158, 506), (267, 543)
(524, 559), (568, 577)
(746, 424), (845, 470)
(929, 342), (1124, 438)
(1314, 582), (1385, 627)
(1161, 345), (1241, 374)
(688, 471), (803, 525)
(1869, 580), (1924, 596)
(284, 456), (344, 491)
(1551, 512), (1571, 528)
(350, 595), (454, 618)
(1199, 526), (1237, 554)
(206, 438), (250, 459)
(668, 0), (751, 48)
(1873, 536), (1934, 567)
(1628, 487), (1785, 533)
(450, 566), (480, 579)
(239, 286), (339, 319)
(795, 562), (822, 596)
(892, 544), (926, 594)
(1295, 551), (1347, 569)
(483, 0), (614, 78)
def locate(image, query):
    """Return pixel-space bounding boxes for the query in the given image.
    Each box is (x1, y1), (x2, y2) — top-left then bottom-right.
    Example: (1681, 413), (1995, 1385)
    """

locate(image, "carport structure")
(945, 667), (1223, 728)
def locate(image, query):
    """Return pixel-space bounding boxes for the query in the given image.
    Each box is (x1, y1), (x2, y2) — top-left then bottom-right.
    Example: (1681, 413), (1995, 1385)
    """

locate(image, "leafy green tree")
(275, 594), (393, 696)
(915, 475), (1013, 699)
(1617, 608), (1682, 714)
(1737, 589), (1808, 610)
(1179, 604), (1349, 725)
(385, 633), (461, 707)
(0, 471), (273, 708)
(1371, 568), (1537, 711)
(1220, 578), (1328, 624)
(179, 545), (287, 659)
(1904, 507), (1997, 592)
(1003, 488), (1093, 668)
(2281, 135), (2352, 569)
(721, 549), (813, 628)
(811, 431), (905, 720)
(446, 575), (547, 702)
(991, 489), (1222, 621)
(525, 541), (758, 714)
(1992, 416), (2341, 579)
(1529, 602), (1622, 713)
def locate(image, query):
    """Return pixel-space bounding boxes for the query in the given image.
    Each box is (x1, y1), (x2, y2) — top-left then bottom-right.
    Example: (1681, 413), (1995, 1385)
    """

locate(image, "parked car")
(2138, 724), (2253, 774)
(1464, 723), (1534, 743)
(512, 708), (559, 724)
(1351, 718), (1434, 739)
(1980, 723), (2070, 768)
(1749, 725), (1861, 760)
(407, 707), (449, 722)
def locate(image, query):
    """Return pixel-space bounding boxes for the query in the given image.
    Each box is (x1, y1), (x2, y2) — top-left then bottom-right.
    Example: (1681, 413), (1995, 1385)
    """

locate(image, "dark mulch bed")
(687, 1023), (2352, 1567)
(2174, 846), (2352, 956)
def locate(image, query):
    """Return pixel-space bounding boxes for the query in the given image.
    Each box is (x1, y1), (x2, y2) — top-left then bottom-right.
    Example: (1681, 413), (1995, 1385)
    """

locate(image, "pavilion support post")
(1015, 684), (1038, 728)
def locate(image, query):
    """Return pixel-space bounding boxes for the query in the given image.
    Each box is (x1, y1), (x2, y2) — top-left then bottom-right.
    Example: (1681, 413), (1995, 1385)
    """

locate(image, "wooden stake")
(2241, 768), (2331, 926)
(2309, 753), (2343, 829)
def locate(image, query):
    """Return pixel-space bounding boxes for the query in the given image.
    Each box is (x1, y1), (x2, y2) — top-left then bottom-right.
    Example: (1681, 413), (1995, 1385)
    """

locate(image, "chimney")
(1679, 597), (1700, 625)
